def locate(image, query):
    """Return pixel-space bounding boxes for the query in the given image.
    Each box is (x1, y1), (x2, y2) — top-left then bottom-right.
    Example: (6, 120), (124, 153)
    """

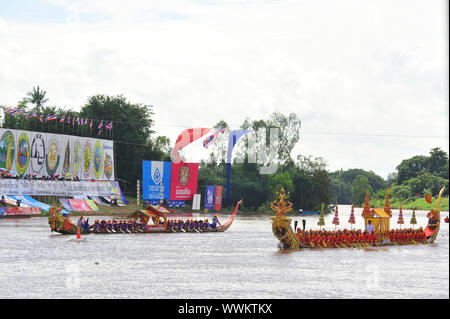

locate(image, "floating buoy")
(77, 226), (81, 239)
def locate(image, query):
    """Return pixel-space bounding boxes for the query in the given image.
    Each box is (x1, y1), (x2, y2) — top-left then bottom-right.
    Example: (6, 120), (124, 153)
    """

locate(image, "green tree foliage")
(330, 168), (385, 204)
(396, 155), (429, 184)
(405, 172), (448, 196)
(287, 155), (332, 212)
(267, 170), (294, 200)
(390, 185), (412, 201)
(352, 175), (372, 206)
(396, 147), (449, 184)
(79, 95), (170, 193)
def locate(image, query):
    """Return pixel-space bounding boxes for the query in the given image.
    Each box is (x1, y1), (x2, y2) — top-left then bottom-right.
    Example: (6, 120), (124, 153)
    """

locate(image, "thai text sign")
(142, 161), (172, 200)
(169, 163), (199, 200)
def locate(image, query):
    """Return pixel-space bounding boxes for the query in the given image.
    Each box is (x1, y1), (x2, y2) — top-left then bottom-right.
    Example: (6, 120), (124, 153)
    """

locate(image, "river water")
(0, 205), (448, 299)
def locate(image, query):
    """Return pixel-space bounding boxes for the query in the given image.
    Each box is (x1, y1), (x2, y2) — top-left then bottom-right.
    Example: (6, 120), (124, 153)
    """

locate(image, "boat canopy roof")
(371, 208), (391, 218)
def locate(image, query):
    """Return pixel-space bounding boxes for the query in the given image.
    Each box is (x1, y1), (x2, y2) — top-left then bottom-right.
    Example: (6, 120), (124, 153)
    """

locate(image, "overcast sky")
(0, 0), (448, 178)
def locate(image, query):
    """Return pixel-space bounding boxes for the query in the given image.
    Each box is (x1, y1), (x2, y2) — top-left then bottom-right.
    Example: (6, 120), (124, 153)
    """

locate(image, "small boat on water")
(48, 199), (242, 235)
(270, 187), (445, 250)
(298, 209), (320, 215)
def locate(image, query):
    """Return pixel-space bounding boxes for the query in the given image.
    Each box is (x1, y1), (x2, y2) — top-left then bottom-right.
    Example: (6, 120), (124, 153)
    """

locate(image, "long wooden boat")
(48, 199), (242, 235)
(271, 187), (445, 250)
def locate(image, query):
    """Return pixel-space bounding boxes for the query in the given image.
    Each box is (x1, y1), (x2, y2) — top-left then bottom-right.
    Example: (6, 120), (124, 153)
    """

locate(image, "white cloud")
(0, 0), (448, 178)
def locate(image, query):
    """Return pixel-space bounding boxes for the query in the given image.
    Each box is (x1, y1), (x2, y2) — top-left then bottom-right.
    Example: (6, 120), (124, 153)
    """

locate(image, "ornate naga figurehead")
(271, 187), (293, 217)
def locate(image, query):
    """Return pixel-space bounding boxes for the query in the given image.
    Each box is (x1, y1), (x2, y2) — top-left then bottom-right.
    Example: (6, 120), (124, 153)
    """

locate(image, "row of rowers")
(167, 216), (221, 231)
(84, 215), (223, 232)
(295, 228), (428, 247)
(89, 219), (147, 232)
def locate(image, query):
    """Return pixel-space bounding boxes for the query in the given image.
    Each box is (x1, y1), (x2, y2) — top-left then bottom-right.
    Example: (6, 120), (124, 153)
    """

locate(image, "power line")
(298, 131), (449, 139)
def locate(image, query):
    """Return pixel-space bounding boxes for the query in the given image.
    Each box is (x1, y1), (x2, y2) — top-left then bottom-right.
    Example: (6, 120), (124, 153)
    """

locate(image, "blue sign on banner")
(142, 161), (172, 200)
(204, 185), (215, 210)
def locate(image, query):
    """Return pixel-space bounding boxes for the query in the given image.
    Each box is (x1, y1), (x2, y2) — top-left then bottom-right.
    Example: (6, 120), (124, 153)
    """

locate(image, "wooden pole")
(137, 179), (140, 207)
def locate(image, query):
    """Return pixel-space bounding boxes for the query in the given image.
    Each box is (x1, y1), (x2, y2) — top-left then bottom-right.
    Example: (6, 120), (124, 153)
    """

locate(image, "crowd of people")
(295, 229), (379, 247)
(388, 228), (427, 244)
(294, 227), (428, 247)
(1, 173), (81, 181)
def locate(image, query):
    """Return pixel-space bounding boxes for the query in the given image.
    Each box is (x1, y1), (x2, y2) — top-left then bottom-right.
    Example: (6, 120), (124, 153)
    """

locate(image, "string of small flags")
(2, 107), (113, 135)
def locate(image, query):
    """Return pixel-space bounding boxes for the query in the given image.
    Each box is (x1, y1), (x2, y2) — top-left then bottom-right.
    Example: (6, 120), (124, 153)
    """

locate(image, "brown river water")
(0, 205), (448, 299)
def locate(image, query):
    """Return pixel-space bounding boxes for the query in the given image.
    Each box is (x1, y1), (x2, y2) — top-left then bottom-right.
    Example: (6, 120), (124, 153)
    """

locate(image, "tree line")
(331, 148), (449, 206)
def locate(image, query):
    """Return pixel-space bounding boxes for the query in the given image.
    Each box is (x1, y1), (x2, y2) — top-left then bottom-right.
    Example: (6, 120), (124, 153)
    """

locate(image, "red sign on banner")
(68, 199), (93, 212)
(170, 163), (199, 200)
(214, 186), (223, 210)
(6, 207), (41, 216)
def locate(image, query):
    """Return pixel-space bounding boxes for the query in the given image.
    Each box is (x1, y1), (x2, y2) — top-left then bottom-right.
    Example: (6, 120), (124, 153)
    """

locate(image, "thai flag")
(31, 111), (38, 118)
(203, 128), (229, 148)
(24, 111), (31, 119)
(39, 114), (44, 122)
(105, 122), (113, 130)
(47, 114), (57, 121)
(9, 109), (18, 116)
(72, 116), (76, 125)
(89, 119), (93, 129)
(84, 118), (88, 125)
(98, 121), (103, 130)
(67, 115), (71, 124)
(59, 115), (65, 123)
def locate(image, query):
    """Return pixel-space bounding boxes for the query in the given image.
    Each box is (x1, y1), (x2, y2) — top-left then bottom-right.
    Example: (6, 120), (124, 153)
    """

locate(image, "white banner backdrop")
(0, 179), (113, 196)
(0, 128), (114, 180)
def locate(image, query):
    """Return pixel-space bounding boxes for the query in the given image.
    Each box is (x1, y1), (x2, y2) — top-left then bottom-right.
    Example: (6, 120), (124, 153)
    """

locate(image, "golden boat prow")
(270, 186), (445, 250)
(48, 199), (242, 235)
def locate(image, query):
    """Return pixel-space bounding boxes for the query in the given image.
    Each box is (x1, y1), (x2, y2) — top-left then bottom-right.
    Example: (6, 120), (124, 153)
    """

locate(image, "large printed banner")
(0, 207), (41, 216)
(213, 186), (223, 211)
(204, 185), (215, 210)
(0, 128), (114, 180)
(142, 161), (172, 200)
(0, 179), (113, 196)
(169, 163), (199, 200)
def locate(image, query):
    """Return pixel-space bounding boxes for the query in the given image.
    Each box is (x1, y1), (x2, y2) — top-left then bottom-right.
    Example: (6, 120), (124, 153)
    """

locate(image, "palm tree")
(26, 86), (49, 111)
